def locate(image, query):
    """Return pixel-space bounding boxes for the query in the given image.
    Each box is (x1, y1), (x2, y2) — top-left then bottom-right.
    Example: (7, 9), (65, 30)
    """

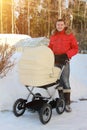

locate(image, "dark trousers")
(56, 62), (71, 92)
(56, 62), (71, 105)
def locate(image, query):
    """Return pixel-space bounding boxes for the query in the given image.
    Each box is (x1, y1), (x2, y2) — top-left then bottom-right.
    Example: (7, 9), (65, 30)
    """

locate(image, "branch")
(0, 43), (16, 78)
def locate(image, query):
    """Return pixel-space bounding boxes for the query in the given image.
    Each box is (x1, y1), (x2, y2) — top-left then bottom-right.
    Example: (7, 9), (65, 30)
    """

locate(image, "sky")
(0, 35), (87, 129)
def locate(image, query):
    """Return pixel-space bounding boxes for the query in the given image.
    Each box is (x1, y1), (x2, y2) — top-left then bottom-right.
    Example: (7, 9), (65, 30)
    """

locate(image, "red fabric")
(48, 30), (78, 59)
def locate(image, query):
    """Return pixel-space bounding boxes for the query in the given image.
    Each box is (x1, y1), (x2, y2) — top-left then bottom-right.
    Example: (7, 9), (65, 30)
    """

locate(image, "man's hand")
(55, 54), (69, 65)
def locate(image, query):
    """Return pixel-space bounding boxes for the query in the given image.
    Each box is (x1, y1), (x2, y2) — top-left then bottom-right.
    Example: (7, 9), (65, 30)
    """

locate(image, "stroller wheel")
(39, 103), (52, 124)
(56, 98), (65, 114)
(13, 98), (26, 117)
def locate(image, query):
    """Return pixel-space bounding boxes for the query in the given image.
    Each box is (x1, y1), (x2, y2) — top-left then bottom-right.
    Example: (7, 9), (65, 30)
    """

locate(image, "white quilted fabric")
(18, 45), (61, 87)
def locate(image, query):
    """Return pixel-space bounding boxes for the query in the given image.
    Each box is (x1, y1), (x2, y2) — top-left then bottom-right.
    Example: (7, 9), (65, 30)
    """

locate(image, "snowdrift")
(0, 34), (31, 45)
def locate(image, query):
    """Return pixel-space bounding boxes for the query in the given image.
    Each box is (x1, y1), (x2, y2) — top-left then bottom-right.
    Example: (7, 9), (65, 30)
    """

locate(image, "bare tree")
(0, 44), (15, 78)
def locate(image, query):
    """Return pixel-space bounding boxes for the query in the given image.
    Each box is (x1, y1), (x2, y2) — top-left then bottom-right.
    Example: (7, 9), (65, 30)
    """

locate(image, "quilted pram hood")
(18, 45), (61, 87)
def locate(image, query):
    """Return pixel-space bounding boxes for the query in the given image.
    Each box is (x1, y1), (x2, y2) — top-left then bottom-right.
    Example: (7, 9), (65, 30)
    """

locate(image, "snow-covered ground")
(0, 51), (87, 129)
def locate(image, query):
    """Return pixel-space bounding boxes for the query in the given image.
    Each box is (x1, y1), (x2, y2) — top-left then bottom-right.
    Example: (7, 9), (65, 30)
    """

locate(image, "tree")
(0, 0), (87, 51)
(0, 0), (12, 33)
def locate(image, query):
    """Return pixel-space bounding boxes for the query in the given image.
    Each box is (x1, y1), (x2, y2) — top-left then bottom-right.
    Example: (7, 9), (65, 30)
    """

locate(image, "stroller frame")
(13, 65), (65, 124)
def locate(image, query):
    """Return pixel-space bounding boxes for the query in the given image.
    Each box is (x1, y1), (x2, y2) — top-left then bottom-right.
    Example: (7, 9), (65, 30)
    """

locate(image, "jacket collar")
(55, 29), (65, 35)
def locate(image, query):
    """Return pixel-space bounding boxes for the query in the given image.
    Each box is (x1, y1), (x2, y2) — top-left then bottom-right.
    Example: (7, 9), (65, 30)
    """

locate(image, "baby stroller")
(13, 45), (65, 124)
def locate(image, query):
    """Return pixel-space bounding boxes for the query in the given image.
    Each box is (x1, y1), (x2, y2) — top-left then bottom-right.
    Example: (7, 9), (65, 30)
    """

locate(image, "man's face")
(56, 21), (65, 32)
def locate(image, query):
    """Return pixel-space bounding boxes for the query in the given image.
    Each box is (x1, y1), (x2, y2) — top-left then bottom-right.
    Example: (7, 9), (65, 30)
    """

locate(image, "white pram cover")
(18, 45), (61, 87)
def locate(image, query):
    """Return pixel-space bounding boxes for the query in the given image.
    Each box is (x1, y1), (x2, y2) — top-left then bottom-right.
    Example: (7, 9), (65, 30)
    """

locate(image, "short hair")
(56, 18), (65, 24)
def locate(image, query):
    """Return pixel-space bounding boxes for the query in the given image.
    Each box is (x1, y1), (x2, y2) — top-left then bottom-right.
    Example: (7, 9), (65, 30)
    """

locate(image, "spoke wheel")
(56, 98), (65, 114)
(13, 98), (26, 117)
(39, 103), (52, 124)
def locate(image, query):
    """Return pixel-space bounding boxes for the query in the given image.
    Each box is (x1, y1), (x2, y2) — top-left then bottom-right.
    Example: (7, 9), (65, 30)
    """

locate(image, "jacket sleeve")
(66, 34), (79, 59)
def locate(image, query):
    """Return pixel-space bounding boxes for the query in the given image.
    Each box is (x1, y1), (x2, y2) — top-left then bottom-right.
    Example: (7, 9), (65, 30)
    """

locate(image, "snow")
(0, 43), (87, 129)
(0, 34), (31, 45)
(16, 36), (49, 47)
(70, 54), (87, 100)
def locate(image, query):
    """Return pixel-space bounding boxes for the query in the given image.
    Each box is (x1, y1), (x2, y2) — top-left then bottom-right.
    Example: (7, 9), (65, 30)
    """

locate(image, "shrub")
(0, 44), (15, 78)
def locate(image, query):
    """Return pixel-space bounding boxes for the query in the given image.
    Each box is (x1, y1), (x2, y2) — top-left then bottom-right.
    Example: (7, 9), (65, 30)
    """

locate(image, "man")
(48, 19), (78, 112)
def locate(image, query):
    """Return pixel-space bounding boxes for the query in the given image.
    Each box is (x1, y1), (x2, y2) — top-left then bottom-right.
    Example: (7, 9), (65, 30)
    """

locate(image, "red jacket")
(48, 30), (78, 59)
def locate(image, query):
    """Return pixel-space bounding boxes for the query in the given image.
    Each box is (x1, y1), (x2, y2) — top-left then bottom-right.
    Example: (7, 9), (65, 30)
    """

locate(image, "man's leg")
(60, 62), (72, 112)
(63, 91), (72, 112)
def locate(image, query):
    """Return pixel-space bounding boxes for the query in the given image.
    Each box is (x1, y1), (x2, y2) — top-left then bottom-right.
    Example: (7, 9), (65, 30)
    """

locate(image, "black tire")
(39, 103), (52, 124)
(32, 93), (42, 101)
(56, 98), (65, 114)
(13, 98), (26, 117)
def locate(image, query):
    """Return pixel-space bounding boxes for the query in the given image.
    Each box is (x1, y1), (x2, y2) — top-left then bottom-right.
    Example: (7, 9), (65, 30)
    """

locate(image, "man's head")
(56, 19), (65, 32)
